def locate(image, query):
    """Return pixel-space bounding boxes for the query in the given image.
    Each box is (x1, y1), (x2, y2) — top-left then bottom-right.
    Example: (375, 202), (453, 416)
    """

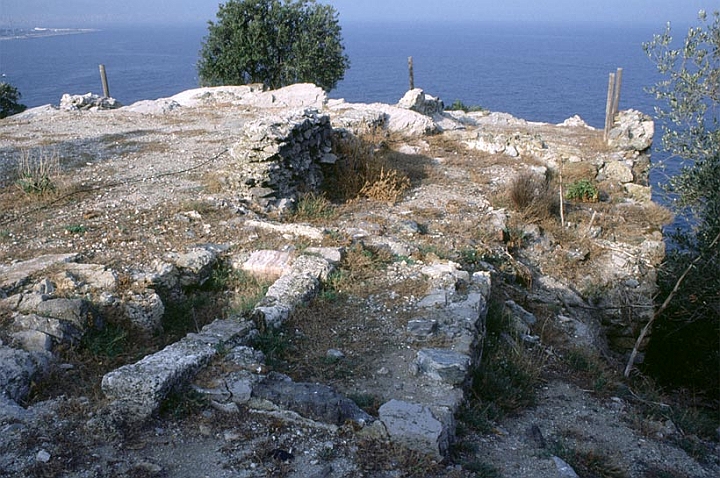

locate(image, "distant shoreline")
(0, 28), (99, 41)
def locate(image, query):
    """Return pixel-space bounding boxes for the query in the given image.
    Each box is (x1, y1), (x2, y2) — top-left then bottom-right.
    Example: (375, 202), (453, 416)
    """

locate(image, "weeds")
(358, 166), (411, 203)
(341, 242), (394, 281)
(628, 380), (719, 463)
(82, 323), (128, 358)
(324, 130), (411, 204)
(566, 178), (600, 202)
(462, 298), (544, 433)
(291, 191), (337, 222)
(348, 392), (382, 415)
(15, 148), (60, 195)
(65, 224), (87, 234)
(447, 99), (484, 113)
(563, 347), (616, 395)
(547, 437), (628, 478)
(159, 387), (207, 419)
(252, 327), (292, 368)
(355, 438), (444, 477)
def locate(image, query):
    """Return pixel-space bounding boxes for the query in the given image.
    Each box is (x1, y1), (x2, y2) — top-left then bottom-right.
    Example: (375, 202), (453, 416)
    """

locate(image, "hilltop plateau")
(0, 84), (716, 477)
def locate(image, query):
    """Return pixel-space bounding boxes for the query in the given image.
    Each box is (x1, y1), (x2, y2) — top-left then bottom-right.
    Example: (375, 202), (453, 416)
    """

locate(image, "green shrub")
(198, 0), (349, 91)
(565, 178), (599, 202)
(0, 82), (26, 118)
(447, 99), (484, 113)
(641, 10), (720, 398)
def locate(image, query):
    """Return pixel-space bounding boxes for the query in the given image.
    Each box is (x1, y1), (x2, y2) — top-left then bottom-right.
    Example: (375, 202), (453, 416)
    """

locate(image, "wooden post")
(408, 56), (414, 91)
(99, 64), (110, 98)
(603, 72), (615, 142)
(611, 67), (623, 119)
(559, 159), (565, 228)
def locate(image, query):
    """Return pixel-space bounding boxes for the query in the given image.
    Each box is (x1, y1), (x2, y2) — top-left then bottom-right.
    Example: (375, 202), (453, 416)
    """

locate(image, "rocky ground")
(0, 85), (717, 477)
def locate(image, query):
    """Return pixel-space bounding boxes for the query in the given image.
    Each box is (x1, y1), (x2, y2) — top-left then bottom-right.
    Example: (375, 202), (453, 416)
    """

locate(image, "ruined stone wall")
(225, 109), (335, 210)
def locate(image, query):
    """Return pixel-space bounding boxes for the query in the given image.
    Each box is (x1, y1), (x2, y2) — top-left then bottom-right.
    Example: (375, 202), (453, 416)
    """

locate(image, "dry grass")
(358, 166), (411, 203)
(324, 131), (421, 204)
(507, 170), (560, 223)
(355, 437), (445, 477)
(14, 148), (61, 196)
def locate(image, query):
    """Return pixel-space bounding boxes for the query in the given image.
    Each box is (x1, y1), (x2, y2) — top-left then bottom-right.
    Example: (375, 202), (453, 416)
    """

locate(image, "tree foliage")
(197, 0), (350, 91)
(0, 82), (27, 119)
(642, 11), (719, 396)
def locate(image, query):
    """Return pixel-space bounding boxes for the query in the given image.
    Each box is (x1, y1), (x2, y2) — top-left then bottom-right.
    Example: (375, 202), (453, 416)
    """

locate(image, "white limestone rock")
(379, 399), (451, 459)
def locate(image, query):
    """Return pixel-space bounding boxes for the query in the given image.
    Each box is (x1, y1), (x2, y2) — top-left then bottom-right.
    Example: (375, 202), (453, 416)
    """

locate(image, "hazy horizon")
(0, 0), (712, 29)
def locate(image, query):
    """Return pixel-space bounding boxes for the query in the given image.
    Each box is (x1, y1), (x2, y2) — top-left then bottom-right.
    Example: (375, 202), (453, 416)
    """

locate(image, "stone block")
(252, 372), (372, 425)
(11, 330), (52, 353)
(413, 348), (471, 385)
(241, 250), (293, 279)
(602, 160), (634, 184)
(0, 253), (79, 293)
(101, 318), (254, 421)
(0, 346), (39, 402)
(379, 399), (450, 459)
(407, 319), (438, 339)
(13, 313), (84, 343)
(624, 183), (652, 203)
(124, 290), (165, 334)
(173, 247), (218, 287)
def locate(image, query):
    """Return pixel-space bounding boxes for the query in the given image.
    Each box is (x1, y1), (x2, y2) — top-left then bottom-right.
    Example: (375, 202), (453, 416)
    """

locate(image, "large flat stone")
(413, 348), (471, 385)
(378, 399), (450, 459)
(0, 254), (79, 293)
(252, 372), (373, 425)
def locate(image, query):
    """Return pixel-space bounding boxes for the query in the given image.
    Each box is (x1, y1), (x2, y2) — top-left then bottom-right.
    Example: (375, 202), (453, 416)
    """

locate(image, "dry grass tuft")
(562, 161), (598, 184)
(14, 148), (61, 196)
(508, 170), (559, 223)
(324, 131), (413, 204)
(358, 166), (411, 203)
(355, 437), (445, 477)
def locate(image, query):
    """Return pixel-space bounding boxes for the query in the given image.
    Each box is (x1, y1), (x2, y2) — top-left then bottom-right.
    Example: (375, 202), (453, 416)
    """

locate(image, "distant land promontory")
(0, 27), (98, 40)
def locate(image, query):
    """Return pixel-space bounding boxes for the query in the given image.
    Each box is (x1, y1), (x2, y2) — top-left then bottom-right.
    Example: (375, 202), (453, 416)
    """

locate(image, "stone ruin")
(223, 109), (336, 211)
(1, 242), (490, 460)
(0, 84), (673, 470)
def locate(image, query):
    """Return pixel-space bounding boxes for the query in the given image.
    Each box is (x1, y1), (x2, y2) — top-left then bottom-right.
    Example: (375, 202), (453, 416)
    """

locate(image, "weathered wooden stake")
(559, 161), (565, 228)
(408, 56), (414, 91)
(611, 67), (623, 119)
(603, 72), (616, 142)
(99, 64), (110, 98)
(604, 67), (624, 142)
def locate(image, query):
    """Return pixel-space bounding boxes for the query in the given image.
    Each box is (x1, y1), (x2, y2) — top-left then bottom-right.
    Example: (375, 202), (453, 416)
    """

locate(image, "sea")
(0, 21), (685, 221)
(0, 21), (667, 126)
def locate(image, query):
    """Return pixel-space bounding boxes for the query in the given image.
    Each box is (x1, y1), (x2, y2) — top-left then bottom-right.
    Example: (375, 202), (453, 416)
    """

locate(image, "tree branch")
(624, 230), (720, 377)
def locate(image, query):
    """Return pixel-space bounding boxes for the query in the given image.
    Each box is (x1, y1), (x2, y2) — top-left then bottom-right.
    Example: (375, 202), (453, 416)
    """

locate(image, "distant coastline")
(0, 27), (98, 41)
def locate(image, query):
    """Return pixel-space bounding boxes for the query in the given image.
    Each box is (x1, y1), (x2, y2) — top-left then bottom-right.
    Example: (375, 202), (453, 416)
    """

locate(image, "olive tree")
(198, 0), (350, 91)
(640, 11), (719, 394)
(0, 82), (26, 119)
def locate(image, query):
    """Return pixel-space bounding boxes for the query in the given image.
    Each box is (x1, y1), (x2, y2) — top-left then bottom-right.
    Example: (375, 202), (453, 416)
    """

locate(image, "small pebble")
(36, 450), (51, 463)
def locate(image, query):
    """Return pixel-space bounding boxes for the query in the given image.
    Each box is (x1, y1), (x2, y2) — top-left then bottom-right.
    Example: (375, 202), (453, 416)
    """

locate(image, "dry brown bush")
(508, 170), (559, 223)
(324, 131), (412, 204)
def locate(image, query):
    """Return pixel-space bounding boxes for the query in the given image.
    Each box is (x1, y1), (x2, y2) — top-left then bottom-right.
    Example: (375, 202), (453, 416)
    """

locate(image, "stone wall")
(224, 109), (335, 211)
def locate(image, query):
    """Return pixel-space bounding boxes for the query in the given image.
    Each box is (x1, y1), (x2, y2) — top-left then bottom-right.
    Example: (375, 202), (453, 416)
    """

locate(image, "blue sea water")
(1, 21), (663, 128)
(0, 25), (207, 108)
